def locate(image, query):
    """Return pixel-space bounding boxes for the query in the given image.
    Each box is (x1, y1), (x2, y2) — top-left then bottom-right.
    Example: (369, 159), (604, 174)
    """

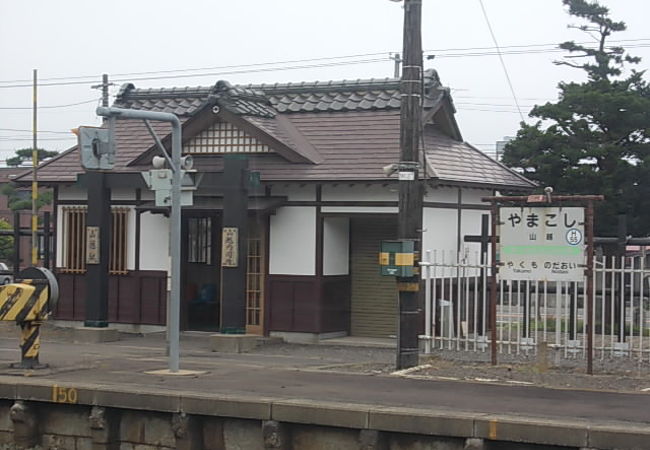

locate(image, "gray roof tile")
(19, 71), (534, 191)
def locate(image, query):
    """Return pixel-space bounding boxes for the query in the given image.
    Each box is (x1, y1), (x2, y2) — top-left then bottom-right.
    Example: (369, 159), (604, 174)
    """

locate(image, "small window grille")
(61, 207), (129, 274)
(187, 217), (212, 264)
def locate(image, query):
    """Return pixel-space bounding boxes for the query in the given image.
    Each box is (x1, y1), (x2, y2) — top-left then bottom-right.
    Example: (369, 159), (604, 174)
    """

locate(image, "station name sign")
(499, 206), (585, 282)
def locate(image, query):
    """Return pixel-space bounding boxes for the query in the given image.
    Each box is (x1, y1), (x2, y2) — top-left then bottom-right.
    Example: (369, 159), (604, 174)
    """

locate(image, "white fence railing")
(420, 250), (650, 362)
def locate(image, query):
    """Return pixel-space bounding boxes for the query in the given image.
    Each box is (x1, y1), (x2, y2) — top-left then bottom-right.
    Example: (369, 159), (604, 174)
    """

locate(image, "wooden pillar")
(220, 155), (248, 333)
(85, 171), (111, 327)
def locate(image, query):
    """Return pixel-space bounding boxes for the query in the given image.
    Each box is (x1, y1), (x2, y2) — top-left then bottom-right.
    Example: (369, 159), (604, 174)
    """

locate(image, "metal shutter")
(350, 217), (397, 337)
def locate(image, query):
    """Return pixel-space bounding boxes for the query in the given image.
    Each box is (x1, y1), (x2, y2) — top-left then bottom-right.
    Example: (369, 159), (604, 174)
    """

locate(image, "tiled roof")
(113, 69), (447, 117)
(424, 128), (534, 188)
(16, 71), (533, 190)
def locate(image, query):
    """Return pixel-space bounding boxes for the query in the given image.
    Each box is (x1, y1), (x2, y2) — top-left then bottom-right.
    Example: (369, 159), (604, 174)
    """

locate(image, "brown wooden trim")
(283, 200), (490, 210)
(135, 189), (141, 271)
(52, 185), (59, 270)
(58, 199), (140, 206)
(263, 214), (271, 336)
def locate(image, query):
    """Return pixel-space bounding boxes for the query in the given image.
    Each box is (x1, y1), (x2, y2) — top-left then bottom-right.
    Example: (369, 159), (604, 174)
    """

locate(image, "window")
(187, 217), (212, 264)
(61, 207), (129, 274)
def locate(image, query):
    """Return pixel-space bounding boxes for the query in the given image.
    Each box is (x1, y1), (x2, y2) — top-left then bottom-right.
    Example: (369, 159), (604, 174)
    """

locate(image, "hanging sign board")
(86, 226), (100, 264)
(499, 206), (585, 281)
(221, 227), (239, 267)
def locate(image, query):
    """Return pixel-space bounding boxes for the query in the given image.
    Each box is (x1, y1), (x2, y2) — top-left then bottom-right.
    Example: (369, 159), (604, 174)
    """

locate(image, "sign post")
(483, 194), (603, 372)
(499, 206), (585, 282)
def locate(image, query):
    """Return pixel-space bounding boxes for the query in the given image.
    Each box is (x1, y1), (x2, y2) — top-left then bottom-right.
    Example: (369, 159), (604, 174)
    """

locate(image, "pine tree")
(502, 0), (650, 235)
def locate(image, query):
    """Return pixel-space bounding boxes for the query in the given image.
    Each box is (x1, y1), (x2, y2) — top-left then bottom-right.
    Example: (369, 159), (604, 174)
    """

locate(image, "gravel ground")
(4, 323), (650, 393)
(308, 345), (650, 393)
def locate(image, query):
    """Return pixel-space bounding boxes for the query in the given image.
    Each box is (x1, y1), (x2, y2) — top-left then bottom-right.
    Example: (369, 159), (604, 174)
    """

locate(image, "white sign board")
(499, 206), (585, 281)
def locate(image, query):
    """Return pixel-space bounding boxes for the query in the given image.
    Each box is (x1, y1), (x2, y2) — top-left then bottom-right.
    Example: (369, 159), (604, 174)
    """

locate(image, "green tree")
(6, 148), (58, 168)
(502, 0), (650, 235)
(0, 219), (13, 263)
(1, 147), (57, 211)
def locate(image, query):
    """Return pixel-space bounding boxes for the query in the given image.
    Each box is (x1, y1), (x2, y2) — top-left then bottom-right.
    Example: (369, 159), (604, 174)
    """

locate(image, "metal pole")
(490, 202), (498, 365)
(96, 106), (181, 373)
(169, 117), (181, 373)
(31, 69), (38, 266)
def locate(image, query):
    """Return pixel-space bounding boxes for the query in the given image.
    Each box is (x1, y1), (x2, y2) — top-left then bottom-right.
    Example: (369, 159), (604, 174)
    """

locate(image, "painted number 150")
(52, 385), (78, 404)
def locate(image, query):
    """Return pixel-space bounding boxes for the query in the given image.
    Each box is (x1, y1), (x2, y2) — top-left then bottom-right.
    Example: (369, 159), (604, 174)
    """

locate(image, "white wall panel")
(424, 186), (458, 203)
(271, 185), (316, 201)
(269, 207), (316, 275)
(139, 213), (170, 271)
(422, 208), (458, 257)
(322, 184), (396, 202)
(323, 217), (349, 276)
(58, 185), (86, 201)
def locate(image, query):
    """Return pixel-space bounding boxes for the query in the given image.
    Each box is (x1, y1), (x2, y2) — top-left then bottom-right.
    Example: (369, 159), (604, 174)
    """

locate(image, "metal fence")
(420, 250), (650, 363)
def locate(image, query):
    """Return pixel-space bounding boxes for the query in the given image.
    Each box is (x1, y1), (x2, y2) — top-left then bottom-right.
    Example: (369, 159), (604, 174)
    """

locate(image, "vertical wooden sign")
(86, 226), (100, 264)
(221, 227), (238, 267)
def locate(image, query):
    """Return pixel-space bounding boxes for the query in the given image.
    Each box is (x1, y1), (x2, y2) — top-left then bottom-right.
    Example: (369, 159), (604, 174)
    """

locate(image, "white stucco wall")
(323, 217), (350, 276)
(424, 186), (460, 203)
(322, 184), (396, 202)
(461, 188), (492, 205)
(57, 185), (87, 201)
(421, 207), (459, 260)
(124, 206), (137, 270)
(270, 185), (316, 201)
(139, 212), (170, 271)
(111, 188), (137, 202)
(269, 207), (316, 275)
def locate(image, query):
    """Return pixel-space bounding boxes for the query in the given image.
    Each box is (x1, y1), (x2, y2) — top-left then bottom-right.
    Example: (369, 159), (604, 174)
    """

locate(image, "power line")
(0, 128), (71, 134)
(0, 98), (100, 110)
(0, 38), (648, 90)
(477, 0), (525, 122)
(0, 58), (389, 89)
(1, 38), (648, 85)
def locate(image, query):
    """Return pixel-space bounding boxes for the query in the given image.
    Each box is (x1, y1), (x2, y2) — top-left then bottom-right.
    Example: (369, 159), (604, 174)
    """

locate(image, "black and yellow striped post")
(0, 268), (59, 370)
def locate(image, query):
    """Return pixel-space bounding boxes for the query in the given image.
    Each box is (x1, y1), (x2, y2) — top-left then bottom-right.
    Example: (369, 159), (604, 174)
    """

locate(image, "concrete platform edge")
(0, 376), (646, 449)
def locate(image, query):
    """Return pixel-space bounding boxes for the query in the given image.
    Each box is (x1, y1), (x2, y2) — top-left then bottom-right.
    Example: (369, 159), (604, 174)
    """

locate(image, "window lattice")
(61, 207), (129, 274)
(187, 217), (212, 264)
(246, 237), (264, 327)
(183, 121), (271, 154)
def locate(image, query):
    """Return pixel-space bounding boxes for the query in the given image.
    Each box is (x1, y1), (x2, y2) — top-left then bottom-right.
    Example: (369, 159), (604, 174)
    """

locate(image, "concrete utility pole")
(396, 0), (424, 370)
(91, 74), (113, 109)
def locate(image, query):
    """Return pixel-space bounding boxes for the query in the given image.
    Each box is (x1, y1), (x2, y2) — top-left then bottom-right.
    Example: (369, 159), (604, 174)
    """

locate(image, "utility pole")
(31, 69), (38, 266)
(391, 53), (402, 78)
(92, 74), (113, 109)
(396, 0), (424, 370)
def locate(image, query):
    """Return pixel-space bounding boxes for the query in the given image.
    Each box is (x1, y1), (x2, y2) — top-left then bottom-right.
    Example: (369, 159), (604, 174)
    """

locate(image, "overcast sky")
(1, 0), (649, 163)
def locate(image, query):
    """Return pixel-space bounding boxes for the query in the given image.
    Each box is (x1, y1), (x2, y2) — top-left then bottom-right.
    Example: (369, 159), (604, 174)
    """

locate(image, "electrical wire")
(0, 128), (72, 134)
(0, 38), (648, 89)
(477, 0), (525, 122)
(0, 98), (100, 110)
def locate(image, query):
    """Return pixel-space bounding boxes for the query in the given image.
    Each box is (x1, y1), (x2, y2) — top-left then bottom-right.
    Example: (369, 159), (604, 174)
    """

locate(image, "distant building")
(495, 136), (515, 161)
